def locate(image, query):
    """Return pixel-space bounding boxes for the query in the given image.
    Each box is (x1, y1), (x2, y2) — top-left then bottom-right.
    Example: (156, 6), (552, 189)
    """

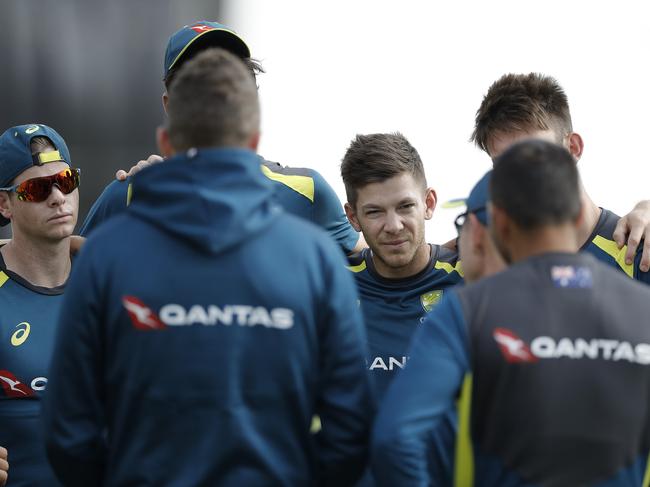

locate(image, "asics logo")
(25, 125), (40, 134)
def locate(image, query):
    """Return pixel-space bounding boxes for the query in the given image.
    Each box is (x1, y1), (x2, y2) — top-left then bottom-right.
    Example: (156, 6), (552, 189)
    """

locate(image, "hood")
(128, 148), (280, 254)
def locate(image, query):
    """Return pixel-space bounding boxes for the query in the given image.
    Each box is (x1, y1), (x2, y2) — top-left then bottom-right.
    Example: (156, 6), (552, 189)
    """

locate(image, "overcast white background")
(223, 0), (650, 243)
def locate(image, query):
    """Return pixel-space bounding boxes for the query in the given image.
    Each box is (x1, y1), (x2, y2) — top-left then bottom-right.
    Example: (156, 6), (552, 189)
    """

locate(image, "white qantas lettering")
(530, 336), (650, 364)
(159, 304), (294, 330)
(369, 356), (408, 371)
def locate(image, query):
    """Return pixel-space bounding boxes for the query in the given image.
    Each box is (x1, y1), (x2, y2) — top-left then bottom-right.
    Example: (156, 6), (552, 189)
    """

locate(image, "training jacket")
(79, 157), (360, 254)
(373, 252), (650, 487)
(43, 147), (373, 487)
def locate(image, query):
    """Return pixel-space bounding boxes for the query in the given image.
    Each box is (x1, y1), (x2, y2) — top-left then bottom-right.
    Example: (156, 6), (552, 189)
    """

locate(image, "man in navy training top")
(0, 124), (80, 486)
(81, 20), (363, 255)
(43, 49), (373, 486)
(472, 72), (650, 279)
(341, 132), (463, 484)
(373, 139), (650, 486)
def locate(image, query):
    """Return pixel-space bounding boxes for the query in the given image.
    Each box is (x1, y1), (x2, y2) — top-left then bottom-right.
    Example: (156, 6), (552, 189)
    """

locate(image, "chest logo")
(493, 328), (538, 363)
(0, 370), (36, 398)
(10, 322), (31, 347)
(420, 290), (443, 312)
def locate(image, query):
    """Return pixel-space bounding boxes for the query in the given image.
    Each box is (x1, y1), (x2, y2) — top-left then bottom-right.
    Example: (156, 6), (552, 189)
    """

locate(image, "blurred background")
(1, 0), (649, 242)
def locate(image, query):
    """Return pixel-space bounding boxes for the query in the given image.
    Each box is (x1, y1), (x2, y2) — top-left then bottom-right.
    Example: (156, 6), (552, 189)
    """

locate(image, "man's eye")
(400, 203), (415, 210)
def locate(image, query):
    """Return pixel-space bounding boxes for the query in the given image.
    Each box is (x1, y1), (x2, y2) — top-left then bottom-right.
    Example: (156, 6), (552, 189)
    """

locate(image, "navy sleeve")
(311, 170), (360, 254)
(79, 179), (131, 237)
(314, 241), (374, 486)
(42, 244), (107, 485)
(371, 292), (470, 487)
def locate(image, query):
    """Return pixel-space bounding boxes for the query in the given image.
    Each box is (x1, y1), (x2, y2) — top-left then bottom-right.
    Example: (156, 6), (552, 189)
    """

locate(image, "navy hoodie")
(43, 148), (373, 486)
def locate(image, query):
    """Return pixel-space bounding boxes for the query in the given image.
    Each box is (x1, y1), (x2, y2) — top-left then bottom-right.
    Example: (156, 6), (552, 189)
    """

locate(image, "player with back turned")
(80, 20), (363, 255)
(43, 48), (372, 486)
(373, 139), (650, 486)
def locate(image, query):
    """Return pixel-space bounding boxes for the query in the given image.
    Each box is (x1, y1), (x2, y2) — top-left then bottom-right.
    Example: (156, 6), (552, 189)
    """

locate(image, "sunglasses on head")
(0, 167), (80, 202)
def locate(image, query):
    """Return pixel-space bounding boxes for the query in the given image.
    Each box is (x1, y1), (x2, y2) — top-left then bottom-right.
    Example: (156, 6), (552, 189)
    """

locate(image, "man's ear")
(344, 202), (362, 232)
(247, 132), (261, 152)
(162, 92), (169, 114)
(156, 126), (175, 158)
(424, 187), (437, 220)
(488, 203), (512, 244)
(0, 192), (12, 223)
(468, 213), (486, 254)
(566, 132), (584, 161)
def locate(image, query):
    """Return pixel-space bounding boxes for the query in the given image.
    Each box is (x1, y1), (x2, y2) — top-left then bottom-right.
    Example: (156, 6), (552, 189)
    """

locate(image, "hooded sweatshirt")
(43, 148), (373, 486)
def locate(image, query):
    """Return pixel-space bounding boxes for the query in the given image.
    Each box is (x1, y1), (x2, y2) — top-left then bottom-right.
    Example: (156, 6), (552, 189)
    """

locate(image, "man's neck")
(372, 243), (431, 279)
(577, 186), (602, 247)
(507, 225), (580, 264)
(1, 234), (71, 288)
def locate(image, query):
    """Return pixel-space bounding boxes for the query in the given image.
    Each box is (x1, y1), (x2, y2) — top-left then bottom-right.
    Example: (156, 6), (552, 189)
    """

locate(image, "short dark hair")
(165, 57), (264, 91)
(166, 48), (260, 150)
(491, 139), (581, 229)
(471, 73), (573, 154)
(340, 132), (426, 206)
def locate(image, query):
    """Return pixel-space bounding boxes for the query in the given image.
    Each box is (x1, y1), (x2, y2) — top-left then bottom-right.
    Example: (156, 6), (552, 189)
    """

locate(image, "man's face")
(346, 172), (434, 278)
(5, 161), (79, 242)
(487, 128), (563, 160)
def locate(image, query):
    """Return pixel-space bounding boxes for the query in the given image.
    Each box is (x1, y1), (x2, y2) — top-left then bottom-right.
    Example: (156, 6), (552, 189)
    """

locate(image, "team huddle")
(1, 20), (650, 487)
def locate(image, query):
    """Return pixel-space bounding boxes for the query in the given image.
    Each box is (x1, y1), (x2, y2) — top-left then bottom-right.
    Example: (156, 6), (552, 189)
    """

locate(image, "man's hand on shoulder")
(115, 154), (164, 181)
(613, 200), (650, 272)
(70, 236), (86, 256)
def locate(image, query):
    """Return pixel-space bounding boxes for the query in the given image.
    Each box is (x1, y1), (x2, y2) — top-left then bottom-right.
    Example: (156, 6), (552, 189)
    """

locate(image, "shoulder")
(431, 244), (464, 279)
(261, 159), (316, 203)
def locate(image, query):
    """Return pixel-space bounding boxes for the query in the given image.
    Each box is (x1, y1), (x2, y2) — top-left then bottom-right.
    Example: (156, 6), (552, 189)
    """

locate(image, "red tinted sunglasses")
(0, 168), (80, 202)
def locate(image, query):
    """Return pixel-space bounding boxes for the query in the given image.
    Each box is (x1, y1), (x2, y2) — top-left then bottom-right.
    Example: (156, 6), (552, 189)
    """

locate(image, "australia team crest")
(420, 290), (443, 312)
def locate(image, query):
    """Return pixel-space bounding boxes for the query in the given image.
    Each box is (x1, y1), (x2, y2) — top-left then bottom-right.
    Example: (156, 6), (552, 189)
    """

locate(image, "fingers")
(115, 154), (164, 181)
(624, 225), (643, 266)
(640, 232), (650, 273)
(0, 446), (8, 486)
(612, 216), (628, 249)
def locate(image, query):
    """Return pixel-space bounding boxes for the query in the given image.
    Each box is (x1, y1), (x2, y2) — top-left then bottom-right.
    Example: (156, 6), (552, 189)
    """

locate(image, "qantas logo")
(493, 328), (538, 363)
(190, 25), (215, 34)
(0, 370), (42, 398)
(123, 297), (166, 330)
(493, 328), (650, 365)
(123, 297), (294, 330)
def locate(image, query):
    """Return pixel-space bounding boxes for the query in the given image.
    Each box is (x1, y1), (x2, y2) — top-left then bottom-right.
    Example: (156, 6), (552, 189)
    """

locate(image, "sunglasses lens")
(54, 169), (79, 195)
(16, 168), (79, 202)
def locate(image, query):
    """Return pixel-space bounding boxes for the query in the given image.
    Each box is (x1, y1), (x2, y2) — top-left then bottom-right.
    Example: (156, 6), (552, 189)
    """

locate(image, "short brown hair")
(471, 73), (573, 154)
(30, 136), (55, 155)
(340, 132), (426, 207)
(166, 48), (260, 150)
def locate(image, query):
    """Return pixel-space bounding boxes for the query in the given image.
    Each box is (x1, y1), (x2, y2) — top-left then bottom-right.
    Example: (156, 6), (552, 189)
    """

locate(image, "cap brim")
(168, 28), (251, 74)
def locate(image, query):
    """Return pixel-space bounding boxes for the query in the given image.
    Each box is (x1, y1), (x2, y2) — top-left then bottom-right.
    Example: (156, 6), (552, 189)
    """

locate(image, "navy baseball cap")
(164, 21), (251, 80)
(0, 124), (71, 225)
(444, 171), (491, 226)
